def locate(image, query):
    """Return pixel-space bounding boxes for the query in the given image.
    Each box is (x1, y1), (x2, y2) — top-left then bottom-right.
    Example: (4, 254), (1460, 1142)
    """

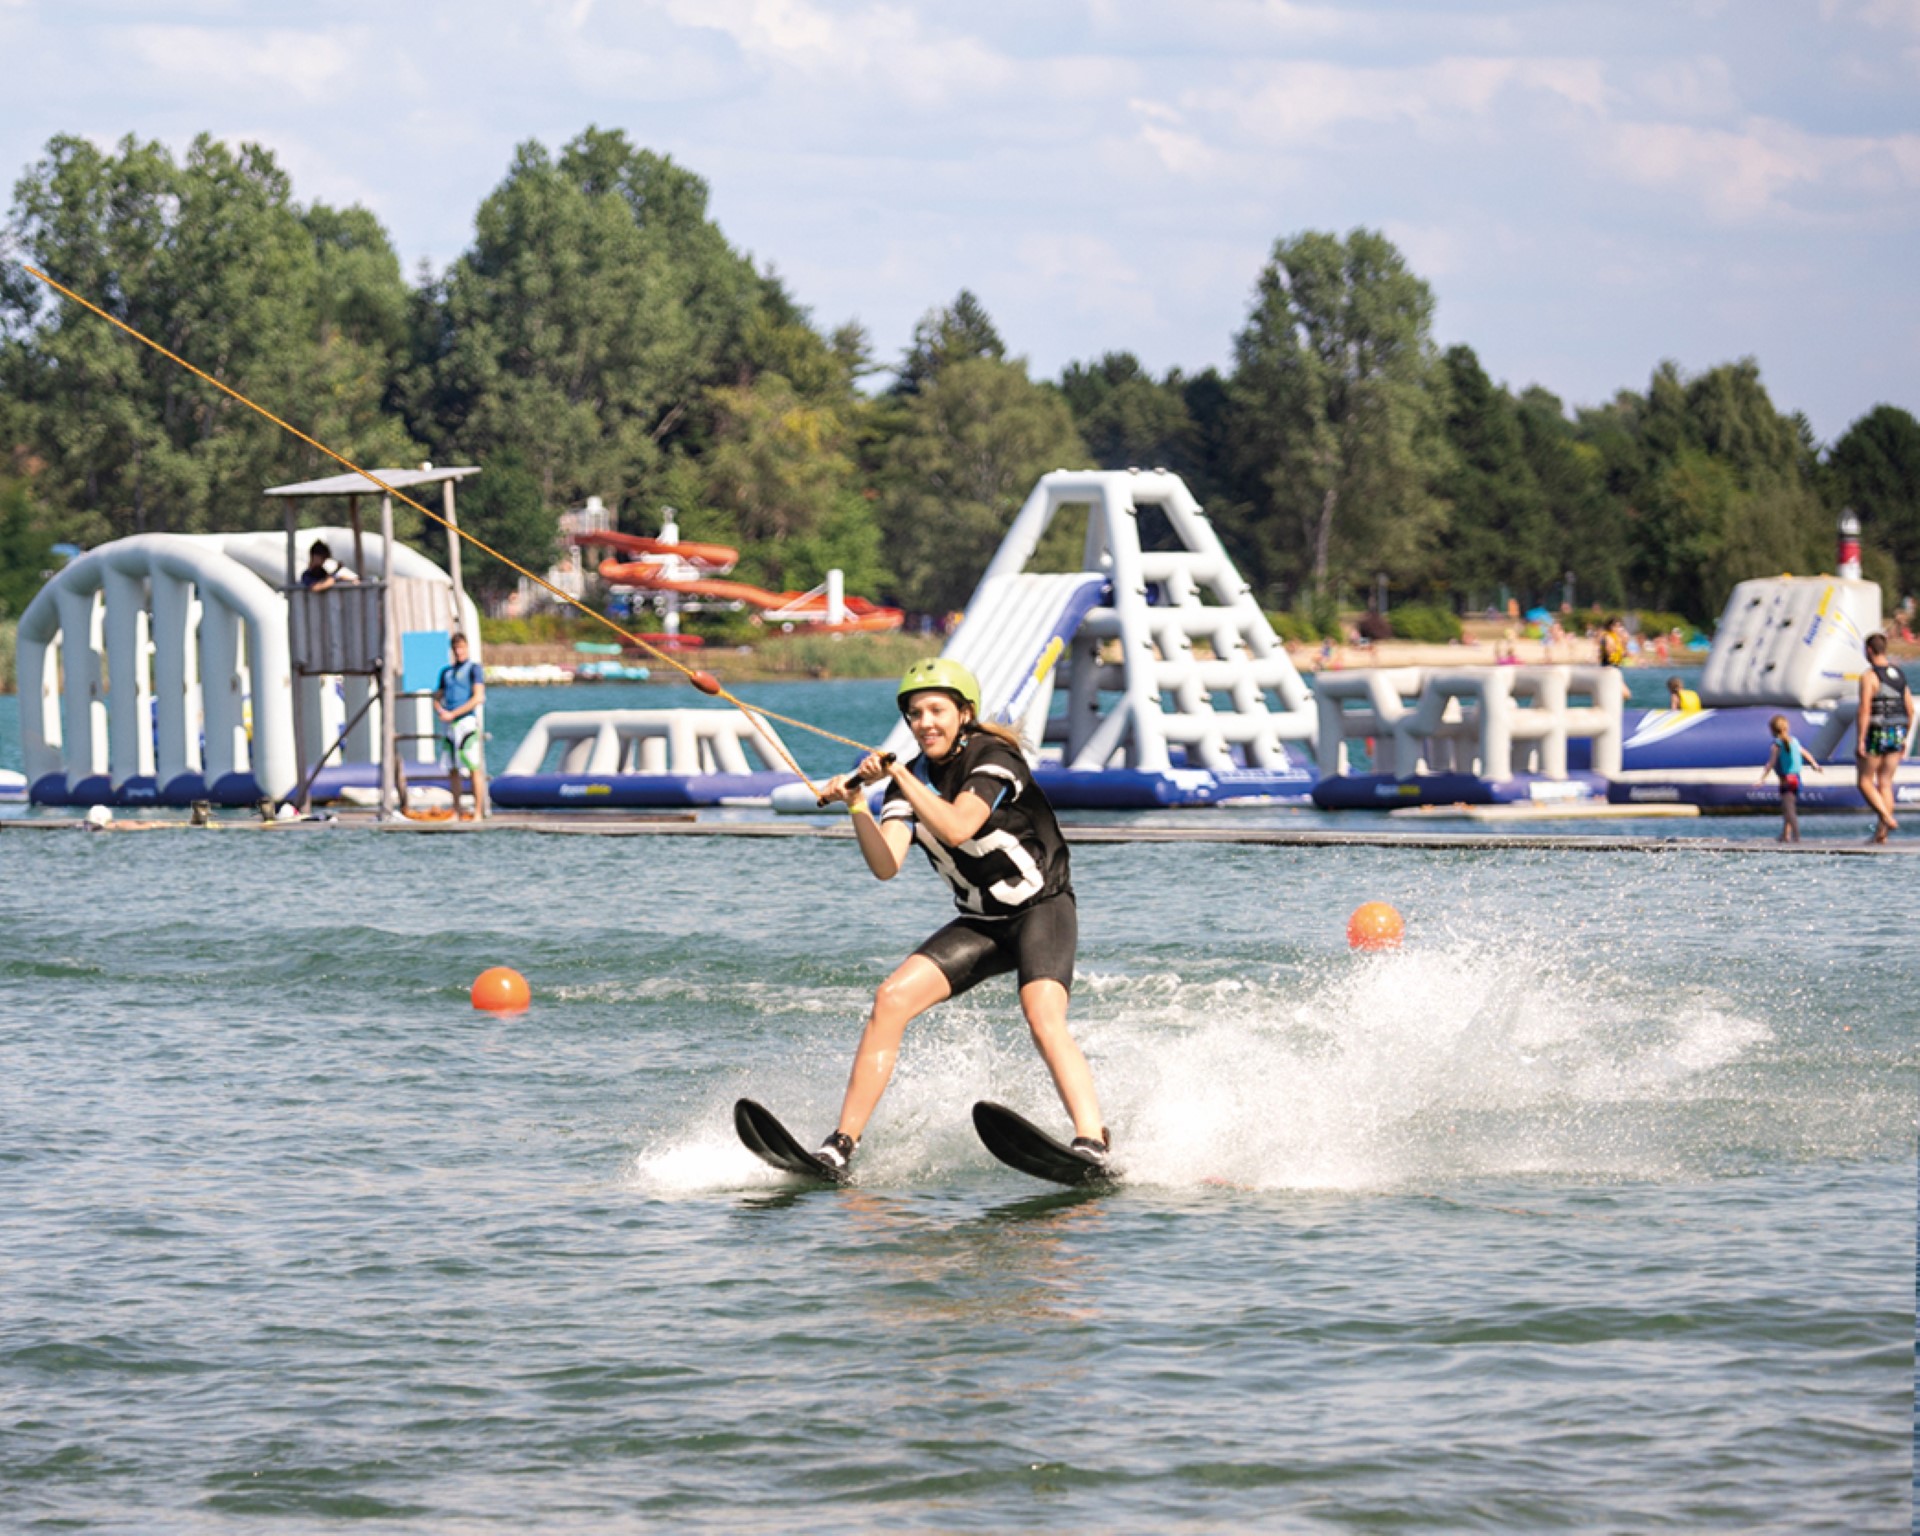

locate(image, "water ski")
(972, 1101), (1115, 1187)
(734, 1099), (845, 1183)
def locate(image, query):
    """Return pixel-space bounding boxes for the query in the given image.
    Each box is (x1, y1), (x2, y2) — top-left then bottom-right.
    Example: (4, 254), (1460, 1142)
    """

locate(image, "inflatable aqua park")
(15, 462), (1909, 818)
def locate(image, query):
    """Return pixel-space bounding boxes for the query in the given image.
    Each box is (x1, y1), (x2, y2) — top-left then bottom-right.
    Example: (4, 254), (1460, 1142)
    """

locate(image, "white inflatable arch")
(19, 534), (293, 803)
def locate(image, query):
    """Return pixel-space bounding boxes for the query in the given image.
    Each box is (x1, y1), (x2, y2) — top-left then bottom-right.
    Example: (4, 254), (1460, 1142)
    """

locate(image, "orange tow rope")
(24, 265), (885, 799)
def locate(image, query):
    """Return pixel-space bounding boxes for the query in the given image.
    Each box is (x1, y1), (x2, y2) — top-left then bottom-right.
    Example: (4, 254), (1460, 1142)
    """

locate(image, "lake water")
(1, 676), (1915, 1531)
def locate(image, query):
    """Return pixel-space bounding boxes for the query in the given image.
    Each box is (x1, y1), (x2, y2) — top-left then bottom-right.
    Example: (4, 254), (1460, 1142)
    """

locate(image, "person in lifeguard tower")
(814, 658), (1109, 1176)
(434, 633), (485, 819)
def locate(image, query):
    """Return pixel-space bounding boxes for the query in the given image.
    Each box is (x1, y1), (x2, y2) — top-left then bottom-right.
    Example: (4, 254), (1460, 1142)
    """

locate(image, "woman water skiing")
(812, 659), (1108, 1176)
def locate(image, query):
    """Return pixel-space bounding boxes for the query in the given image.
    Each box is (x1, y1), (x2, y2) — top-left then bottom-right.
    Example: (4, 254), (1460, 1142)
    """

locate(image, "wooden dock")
(4, 807), (1914, 854)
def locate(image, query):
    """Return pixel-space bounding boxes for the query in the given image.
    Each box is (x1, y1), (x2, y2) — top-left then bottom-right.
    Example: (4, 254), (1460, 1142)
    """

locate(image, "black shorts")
(915, 891), (1077, 998)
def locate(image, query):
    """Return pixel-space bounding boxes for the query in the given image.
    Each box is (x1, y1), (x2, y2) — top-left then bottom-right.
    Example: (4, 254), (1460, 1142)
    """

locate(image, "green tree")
(1826, 404), (1920, 597)
(1058, 352), (1195, 473)
(0, 133), (418, 545)
(1222, 229), (1452, 605)
(892, 290), (1004, 396)
(1638, 448), (1740, 612)
(451, 449), (562, 601)
(1173, 368), (1244, 530)
(1515, 388), (1623, 609)
(875, 356), (1087, 613)
(697, 373), (882, 594)
(1433, 345), (1557, 607)
(0, 472), (56, 619)
(1625, 359), (1826, 617)
(417, 128), (772, 516)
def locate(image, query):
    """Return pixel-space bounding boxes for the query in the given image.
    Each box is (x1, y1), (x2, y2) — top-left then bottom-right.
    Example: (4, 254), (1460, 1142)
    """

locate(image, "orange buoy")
(472, 966), (531, 1012)
(1346, 901), (1405, 951)
(689, 670), (721, 695)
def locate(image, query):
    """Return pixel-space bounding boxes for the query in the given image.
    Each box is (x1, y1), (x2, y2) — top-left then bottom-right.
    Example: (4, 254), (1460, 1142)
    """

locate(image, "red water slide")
(576, 531), (904, 634)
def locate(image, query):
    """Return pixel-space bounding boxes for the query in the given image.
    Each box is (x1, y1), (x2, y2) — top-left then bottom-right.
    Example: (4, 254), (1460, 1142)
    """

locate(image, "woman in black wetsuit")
(814, 659), (1108, 1176)
(1857, 632), (1916, 843)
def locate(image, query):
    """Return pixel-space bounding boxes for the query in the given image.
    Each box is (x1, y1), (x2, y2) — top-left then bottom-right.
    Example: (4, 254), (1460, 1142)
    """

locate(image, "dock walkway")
(5, 810), (1914, 855)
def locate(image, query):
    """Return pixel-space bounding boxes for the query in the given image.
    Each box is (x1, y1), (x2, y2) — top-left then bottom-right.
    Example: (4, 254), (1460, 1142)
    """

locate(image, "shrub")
(1268, 609), (1323, 644)
(1388, 603), (1463, 644)
(480, 611), (599, 646)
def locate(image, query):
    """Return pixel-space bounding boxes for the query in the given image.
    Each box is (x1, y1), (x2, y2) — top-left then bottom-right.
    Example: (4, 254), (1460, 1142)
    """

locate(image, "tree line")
(3, 127), (1917, 630)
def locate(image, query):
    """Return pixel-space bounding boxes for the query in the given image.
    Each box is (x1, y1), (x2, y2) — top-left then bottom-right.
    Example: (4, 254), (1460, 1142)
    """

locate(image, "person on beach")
(1856, 632), (1915, 844)
(815, 658), (1108, 1176)
(1667, 676), (1701, 713)
(434, 633), (485, 818)
(1598, 618), (1628, 667)
(1758, 715), (1819, 844)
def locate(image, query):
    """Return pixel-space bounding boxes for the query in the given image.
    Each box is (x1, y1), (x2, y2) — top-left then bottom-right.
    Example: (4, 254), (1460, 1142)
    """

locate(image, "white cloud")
(1013, 229), (1153, 323)
(1825, 0), (1920, 31)
(1127, 99), (1219, 176)
(658, 0), (1017, 103)
(116, 25), (368, 105)
(1200, 55), (1609, 145)
(1086, 0), (1362, 48)
(1603, 117), (1920, 219)
(1621, 55), (1739, 118)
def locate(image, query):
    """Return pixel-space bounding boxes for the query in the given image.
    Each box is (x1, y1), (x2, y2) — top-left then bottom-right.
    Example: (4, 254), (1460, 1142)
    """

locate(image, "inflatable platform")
(489, 710), (800, 808)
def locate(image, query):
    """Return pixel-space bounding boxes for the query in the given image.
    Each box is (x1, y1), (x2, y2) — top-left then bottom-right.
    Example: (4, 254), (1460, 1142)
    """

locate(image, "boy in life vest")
(815, 659), (1108, 1177)
(1757, 714), (1819, 844)
(434, 633), (485, 819)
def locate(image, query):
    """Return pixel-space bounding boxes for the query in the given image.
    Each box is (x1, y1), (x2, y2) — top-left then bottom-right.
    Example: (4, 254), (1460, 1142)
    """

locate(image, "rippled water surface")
(2, 683), (1916, 1532)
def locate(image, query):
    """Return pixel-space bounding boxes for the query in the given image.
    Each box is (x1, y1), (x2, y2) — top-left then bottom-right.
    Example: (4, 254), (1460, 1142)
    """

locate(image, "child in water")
(1757, 714), (1819, 843)
(816, 659), (1108, 1176)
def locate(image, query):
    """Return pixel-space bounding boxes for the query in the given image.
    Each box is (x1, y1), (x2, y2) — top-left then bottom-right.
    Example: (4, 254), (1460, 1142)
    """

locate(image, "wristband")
(850, 798), (872, 817)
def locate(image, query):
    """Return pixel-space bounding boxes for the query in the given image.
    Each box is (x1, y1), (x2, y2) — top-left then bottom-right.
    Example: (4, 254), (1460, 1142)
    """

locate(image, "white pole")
(659, 509), (681, 637)
(827, 568), (846, 626)
(379, 492), (397, 819)
(442, 476), (464, 619)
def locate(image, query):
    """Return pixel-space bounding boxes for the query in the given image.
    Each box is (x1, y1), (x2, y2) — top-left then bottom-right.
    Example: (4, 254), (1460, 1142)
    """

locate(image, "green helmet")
(897, 657), (982, 718)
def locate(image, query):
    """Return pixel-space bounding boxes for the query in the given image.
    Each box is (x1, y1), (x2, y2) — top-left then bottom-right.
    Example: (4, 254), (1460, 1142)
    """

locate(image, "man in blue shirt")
(435, 633), (485, 818)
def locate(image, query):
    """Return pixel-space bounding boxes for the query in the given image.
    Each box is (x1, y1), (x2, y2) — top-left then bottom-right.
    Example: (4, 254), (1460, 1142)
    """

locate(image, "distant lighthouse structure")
(1837, 508), (1862, 580)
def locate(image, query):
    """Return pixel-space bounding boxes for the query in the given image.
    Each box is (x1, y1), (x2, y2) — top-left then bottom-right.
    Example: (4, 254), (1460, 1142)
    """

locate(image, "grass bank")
(0, 620), (14, 693)
(743, 631), (931, 679)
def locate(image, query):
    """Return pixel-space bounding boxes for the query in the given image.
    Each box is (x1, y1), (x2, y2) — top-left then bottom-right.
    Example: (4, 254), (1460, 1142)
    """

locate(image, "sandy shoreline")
(480, 635), (1701, 682)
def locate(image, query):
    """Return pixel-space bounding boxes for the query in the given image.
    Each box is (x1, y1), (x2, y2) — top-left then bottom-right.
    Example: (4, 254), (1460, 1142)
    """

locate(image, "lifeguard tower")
(264, 466), (485, 816)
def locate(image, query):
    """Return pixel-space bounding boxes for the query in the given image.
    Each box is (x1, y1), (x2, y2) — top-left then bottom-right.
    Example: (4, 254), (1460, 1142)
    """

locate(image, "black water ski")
(972, 1101), (1115, 1187)
(734, 1099), (844, 1182)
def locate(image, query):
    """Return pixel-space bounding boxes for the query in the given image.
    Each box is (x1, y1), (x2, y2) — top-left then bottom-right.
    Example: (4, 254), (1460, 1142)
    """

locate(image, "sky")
(0, 0), (1916, 444)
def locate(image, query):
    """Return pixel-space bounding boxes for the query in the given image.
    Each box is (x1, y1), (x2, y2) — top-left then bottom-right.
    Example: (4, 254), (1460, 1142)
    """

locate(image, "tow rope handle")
(818, 753), (896, 808)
